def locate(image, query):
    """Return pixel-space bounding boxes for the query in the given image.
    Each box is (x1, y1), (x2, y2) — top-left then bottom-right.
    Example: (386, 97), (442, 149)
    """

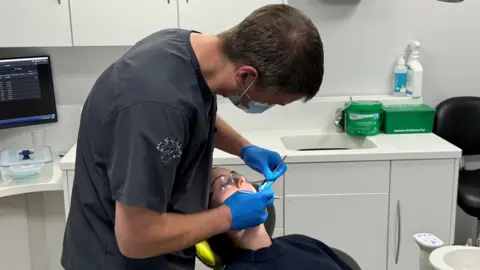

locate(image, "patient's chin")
(227, 228), (246, 239)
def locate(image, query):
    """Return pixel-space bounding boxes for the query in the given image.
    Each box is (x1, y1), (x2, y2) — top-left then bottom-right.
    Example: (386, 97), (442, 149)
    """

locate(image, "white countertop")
(0, 158), (63, 198)
(60, 130), (462, 171)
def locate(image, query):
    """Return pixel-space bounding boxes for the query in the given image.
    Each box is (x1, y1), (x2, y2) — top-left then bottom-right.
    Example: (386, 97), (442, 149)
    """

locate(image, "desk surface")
(0, 158), (63, 198)
(60, 129), (461, 170)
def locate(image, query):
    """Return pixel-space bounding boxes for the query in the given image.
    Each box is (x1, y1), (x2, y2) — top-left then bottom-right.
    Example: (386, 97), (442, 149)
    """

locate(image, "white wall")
(1, 0), (479, 106)
(293, 0), (479, 105)
(0, 47), (129, 105)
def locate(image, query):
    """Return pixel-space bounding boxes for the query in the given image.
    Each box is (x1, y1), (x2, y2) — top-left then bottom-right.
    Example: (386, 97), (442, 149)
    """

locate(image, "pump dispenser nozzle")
(407, 41), (421, 60)
(405, 41), (423, 97)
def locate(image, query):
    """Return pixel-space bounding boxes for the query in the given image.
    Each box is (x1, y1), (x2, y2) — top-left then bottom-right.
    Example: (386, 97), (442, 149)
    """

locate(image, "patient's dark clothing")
(226, 234), (352, 270)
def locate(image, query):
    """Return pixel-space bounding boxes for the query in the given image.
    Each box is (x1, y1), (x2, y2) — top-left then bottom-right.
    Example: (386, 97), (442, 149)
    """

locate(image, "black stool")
(434, 96), (480, 246)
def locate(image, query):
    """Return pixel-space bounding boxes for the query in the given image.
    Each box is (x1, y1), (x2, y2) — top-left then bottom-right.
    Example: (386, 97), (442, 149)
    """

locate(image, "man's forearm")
(116, 203), (232, 259)
(215, 115), (252, 157)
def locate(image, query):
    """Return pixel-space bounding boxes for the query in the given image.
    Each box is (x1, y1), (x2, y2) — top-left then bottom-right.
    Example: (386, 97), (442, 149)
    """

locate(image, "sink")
(281, 134), (377, 151)
(430, 246), (480, 270)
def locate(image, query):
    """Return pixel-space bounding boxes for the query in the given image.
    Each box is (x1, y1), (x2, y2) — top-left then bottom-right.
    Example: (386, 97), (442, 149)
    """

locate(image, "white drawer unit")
(285, 161), (390, 195)
(285, 194), (389, 270)
(284, 161), (390, 270)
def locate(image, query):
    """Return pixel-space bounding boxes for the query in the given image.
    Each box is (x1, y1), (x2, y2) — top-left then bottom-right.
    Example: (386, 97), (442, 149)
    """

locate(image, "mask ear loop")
(240, 77), (257, 98)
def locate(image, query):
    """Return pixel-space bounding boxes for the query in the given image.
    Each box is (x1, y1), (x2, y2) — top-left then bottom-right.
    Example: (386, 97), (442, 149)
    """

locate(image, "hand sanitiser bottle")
(393, 52), (407, 96)
(406, 41), (423, 97)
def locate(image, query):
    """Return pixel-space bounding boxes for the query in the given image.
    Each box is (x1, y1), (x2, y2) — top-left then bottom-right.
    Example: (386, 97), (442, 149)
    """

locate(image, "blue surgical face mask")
(228, 78), (274, 114)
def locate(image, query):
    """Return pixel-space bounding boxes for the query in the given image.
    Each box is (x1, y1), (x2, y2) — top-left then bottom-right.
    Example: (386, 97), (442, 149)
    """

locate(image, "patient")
(208, 167), (353, 270)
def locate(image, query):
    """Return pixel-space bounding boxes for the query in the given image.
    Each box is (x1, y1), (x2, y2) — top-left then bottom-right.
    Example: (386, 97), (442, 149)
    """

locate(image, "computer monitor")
(0, 56), (58, 129)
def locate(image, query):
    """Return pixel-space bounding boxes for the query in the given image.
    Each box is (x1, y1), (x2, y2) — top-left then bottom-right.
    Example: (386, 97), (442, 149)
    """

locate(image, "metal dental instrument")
(238, 190), (280, 199)
(258, 155), (287, 191)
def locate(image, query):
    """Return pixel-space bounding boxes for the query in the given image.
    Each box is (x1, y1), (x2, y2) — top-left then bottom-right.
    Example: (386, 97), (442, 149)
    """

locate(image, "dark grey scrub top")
(61, 29), (217, 270)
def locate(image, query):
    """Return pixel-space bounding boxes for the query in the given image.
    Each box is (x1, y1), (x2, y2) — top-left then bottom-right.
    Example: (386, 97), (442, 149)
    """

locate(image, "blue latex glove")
(224, 189), (275, 230)
(240, 146), (287, 181)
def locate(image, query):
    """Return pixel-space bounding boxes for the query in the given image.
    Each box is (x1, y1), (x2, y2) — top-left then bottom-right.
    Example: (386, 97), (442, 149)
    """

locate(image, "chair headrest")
(434, 96), (480, 155)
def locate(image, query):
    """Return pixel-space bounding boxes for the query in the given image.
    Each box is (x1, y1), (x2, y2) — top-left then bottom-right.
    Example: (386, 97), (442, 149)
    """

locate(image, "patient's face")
(209, 168), (257, 208)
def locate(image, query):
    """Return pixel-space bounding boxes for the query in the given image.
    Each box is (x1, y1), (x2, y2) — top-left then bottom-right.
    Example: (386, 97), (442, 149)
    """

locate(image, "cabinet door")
(178, 0), (283, 34)
(285, 161), (390, 195)
(70, 0), (178, 46)
(388, 159), (457, 270)
(285, 195), (389, 270)
(284, 162), (390, 270)
(63, 170), (75, 218)
(0, 0), (72, 47)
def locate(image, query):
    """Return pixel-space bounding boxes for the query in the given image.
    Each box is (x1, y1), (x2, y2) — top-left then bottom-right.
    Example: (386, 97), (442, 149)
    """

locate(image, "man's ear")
(236, 66), (258, 85)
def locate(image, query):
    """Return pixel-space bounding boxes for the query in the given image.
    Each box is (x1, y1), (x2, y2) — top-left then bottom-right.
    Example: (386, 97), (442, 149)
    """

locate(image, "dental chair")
(434, 96), (480, 247)
(195, 184), (362, 270)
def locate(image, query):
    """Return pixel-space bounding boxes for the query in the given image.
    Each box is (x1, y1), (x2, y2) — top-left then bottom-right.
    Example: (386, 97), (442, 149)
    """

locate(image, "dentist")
(62, 4), (324, 270)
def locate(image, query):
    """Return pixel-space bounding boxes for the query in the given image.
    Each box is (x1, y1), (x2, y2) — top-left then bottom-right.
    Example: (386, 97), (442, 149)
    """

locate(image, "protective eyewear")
(210, 171), (247, 193)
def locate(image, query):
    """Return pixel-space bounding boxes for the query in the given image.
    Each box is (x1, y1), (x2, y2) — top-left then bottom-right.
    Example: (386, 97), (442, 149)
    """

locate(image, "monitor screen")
(0, 56), (58, 129)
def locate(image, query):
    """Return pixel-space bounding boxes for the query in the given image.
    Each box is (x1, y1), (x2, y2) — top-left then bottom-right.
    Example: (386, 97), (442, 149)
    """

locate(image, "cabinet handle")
(167, 0), (169, 3)
(57, 0), (61, 4)
(395, 200), (402, 264)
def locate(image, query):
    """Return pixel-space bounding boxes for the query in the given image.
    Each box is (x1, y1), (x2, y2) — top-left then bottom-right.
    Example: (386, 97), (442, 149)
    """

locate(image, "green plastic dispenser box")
(344, 101), (383, 136)
(382, 104), (435, 134)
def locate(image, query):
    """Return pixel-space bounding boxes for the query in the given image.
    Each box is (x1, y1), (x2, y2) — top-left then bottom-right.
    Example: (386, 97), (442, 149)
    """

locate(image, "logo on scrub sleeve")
(156, 138), (183, 165)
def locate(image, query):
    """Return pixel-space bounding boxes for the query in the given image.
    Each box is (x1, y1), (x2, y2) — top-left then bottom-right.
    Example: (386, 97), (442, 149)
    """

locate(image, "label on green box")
(383, 104), (435, 112)
(382, 104), (436, 134)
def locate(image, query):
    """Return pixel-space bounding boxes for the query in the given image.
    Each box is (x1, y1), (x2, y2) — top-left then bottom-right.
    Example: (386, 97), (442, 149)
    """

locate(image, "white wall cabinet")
(284, 162), (390, 270)
(70, 0), (178, 46)
(0, 0), (72, 47)
(178, 0), (283, 34)
(387, 159), (458, 270)
(1, 0), (285, 47)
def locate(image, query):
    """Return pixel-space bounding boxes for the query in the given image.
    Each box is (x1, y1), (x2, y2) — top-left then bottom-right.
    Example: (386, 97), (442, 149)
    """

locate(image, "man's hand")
(223, 189), (275, 230)
(240, 146), (287, 181)
(115, 202), (231, 259)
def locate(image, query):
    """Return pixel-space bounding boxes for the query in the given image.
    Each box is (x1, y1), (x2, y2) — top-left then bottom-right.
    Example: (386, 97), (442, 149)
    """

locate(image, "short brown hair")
(218, 4), (324, 101)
